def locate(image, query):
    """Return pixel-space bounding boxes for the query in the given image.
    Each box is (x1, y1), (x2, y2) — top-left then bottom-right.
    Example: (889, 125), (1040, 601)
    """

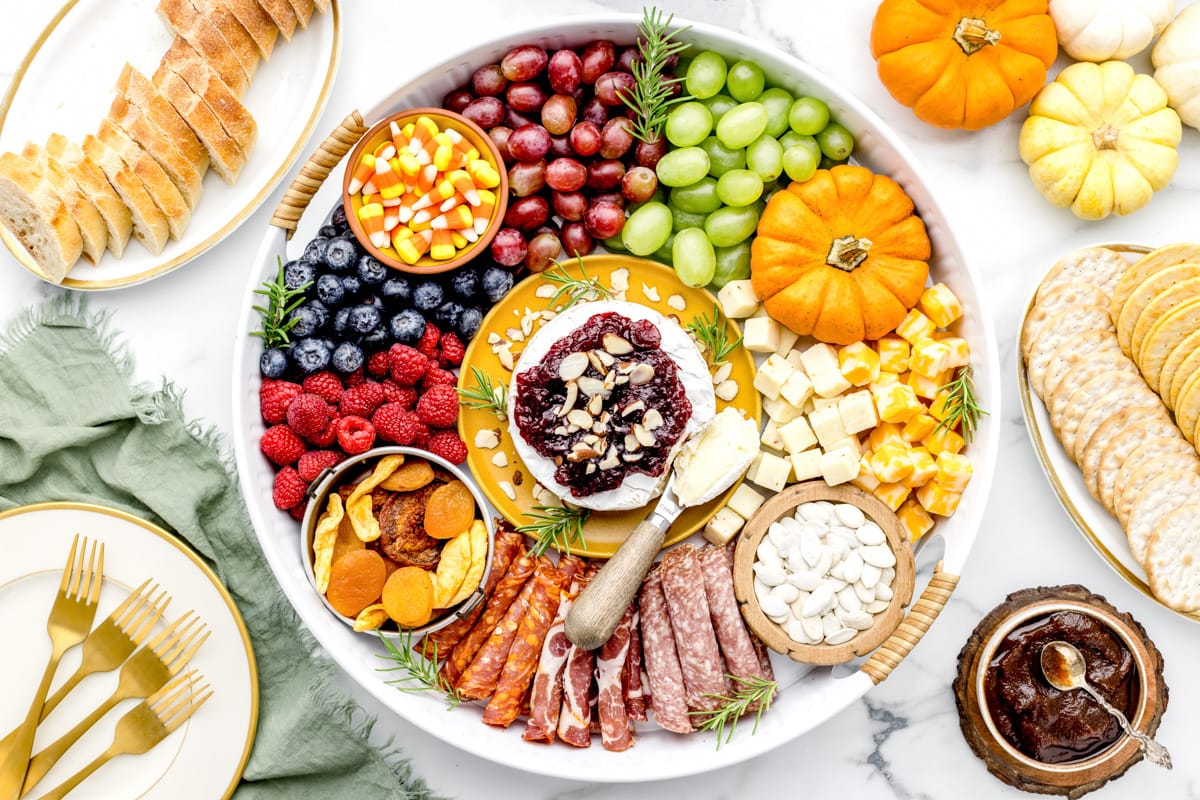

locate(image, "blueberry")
(330, 205), (348, 228)
(290, 338), (330, 374)
(283, 259), (315, 291)
(458, 307), (484, 341)
(319, 337), (336, 353)
(412, 280), (444, 313)
(306, 300), (330, 330)
(319, 224), (340, 239)
(331, 342), (364, 373)
(450, 267), (481, 300)
(287, 306), (321, 338)
(481, 266), (514, 304)
(348, 304), (382, 335)
(259, 348), (289, 379)
(326, 237), (358, 272)
(358, 255), (387, 286)
(361, 325), (390, 351)
(302, 237), (329, 266)
(341, 275), (362, 300)
(361, 293), (383, 308)
(381, 276), (411, 307)
(435, 301), (464, 330)
(316, 274), (345, 306)
(333, 307), (351, 336)
(389, 309), (426, 344)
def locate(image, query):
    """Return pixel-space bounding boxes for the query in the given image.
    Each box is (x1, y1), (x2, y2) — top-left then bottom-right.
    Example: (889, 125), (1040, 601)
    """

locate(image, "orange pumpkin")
(750, 165), (931, 345)
(870, 0), (1058, 130)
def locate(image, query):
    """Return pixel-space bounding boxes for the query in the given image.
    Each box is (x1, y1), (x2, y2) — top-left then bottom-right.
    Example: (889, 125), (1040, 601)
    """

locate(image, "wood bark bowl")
(953, 585), (1168, 799)
(732, 481), (915, 665)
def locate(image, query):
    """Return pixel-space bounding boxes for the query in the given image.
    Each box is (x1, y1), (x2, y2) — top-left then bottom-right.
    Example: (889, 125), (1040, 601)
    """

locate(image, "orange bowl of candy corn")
(342, 108), (508, 274)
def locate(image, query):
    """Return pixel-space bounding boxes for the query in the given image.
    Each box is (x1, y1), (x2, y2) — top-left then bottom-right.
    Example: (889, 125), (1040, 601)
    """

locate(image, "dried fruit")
(424, 479), (476, 539)
(346, 455), (405, 541)
(353, 603), (389, 631)
(326, 549), (387, 618)
(433, 529), (473, 607)
(378, 460), (436, 492)
(381, 566), (436, 627)
(311, 493), (345, 593)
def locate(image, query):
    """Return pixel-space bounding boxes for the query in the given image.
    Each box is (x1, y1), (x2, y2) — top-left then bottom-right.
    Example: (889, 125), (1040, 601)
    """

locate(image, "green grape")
(716, 169), (763, 207)
(758, 87), (794, 138)
(621, 202), (672, 256)
(705, 206), (759, 248)
(656, 147), (712, 187)
(665, 102), (713, 148)
(711, 241), (752, 289)
(726, 61), (765, 102)
(673, 228), (717, 288)
(672, 206), (708, 232)
(817, 123), (855, 161)
(668, 178), (722, 214)
(715, 102), (768, 149)
(820, 156), (848, 170)
(686, 51), (728, 100)
(653, 231), (676, 264)
(745, 135), (783, 182)
(674, 57), (692, 80)
(782, 143), (819, 182)
(700, 136), (746, 178)
(603, 234), (627, 253)
(701, 94), (738, 124)
(779, 130), (809, 150)
(788, 96), (830, 135)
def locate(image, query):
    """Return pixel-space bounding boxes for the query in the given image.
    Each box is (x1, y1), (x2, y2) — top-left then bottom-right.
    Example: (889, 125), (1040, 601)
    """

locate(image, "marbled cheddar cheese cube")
(869, 372), (900, 393)
(908, 340), (951, 378)
(868, 422), (906, 452)
(917, 481), (962, 517)
(839, 342), (880, 386)
(808, 406), (848, 450)
(918, 283), (963, 328)
(875, 336), (910, 374)
(923, 425), (965, 456)
(775, 326), (800, 356)
(907, 370), (943, 401)
(763, 395), (805, 424)
(761, 419), (786, 451)
(873, 481), (910, 511)
(778, 416), (818, 453)
(936, 452), (974, 492)
(895, 309), (936, 344)
(754, 353), (794, 399)
(780, 370), (815, 408)
(743, 316), (781, 353)
(838, 389), (878, 435)
(827, 436), (861, 457)
(820, 445), (860, 486)
(753, 450), (792, 492)
(903, 447), (937, 489)
(801, 343), (852, 398)
(902, 413), (938, 443)
(929, 390), (953, 421)
(851, 455), (881, 491)
(718, 279), (759, 319)
(873, 382), (924, 423)
(789, 448), (823, 482)
(728, 483), (765, 519)
(869, 443), (913, 483)
(897, 498), (935, 542)
(941, 337), (971, 368)
(704, 507), (746, 546)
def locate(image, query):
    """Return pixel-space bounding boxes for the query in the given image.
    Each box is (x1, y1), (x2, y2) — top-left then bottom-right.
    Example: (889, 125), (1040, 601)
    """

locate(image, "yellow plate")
(458, 254), (761, 558)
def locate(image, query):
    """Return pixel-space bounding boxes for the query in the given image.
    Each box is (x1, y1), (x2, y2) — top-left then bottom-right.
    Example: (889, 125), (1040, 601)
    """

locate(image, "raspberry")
(308, 417), (339, 447)
(336, 415), (376, 454)
(298, 450), (342, 483)
(412, 423), (432, 450)
(260, 380), (302, 424)
(372, 404), (424, 445)
(288, 503), (308, 521)
(340, 382), (385, 418)
(389, 344), (428, 386)
(439, 333), (465, 366)
(425, 430), (467, 464)
(416, 384), (460, 428)
(344, 368), (365, 387)
(259, 425), (306, 466)
(416, 322), (441, 358)
(272, 466), (307, 510)
(366, 350), (391, 378)
(286, 393), (331, 438)
(302, 372), (344, 405)
(381, 380), (418, 409)
(422, 367), (458, 389)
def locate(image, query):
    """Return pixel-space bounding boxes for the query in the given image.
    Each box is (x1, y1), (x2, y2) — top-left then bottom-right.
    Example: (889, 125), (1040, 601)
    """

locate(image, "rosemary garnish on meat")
(520, 504), (590, 557)
(457, 366), (509, 419)
(692, 674), (778, 750)
(686, 303), (743, 366)
(933, 364), (987, 444)
(542, 257), (613, 311)
(376, 631), (461, 709)
(621, 6), (692, 143)
(250, 257), (311, 348)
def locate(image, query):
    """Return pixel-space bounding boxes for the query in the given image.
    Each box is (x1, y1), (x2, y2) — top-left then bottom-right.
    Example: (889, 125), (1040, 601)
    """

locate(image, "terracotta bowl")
(342, 107), (508, 275)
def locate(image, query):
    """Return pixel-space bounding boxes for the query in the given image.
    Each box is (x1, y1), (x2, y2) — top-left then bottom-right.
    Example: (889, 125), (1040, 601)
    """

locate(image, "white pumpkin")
(1049, 0), (1175, 61)
(1153, 4), (1200, 129)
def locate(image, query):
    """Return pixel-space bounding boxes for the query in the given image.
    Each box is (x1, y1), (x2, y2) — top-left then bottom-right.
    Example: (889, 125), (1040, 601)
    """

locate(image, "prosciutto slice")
(596, 602), (635, 751)
(523, 557), (588, 743)
(623, 608), (646, 721)
(556, 640), (594, 747)
(660, 544), (728, 713)
(637, 567), (692, 734)
(456, 556), (546, 700)
(442, 551), (536, 686)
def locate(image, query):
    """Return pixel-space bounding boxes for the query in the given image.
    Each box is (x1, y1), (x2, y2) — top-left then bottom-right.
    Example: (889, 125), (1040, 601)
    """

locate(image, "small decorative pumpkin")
(870, 0), (1058, 130)
(1153, 4), (1200, 129)
(1049, 0), (1174, 61)
(750, 165), (931, 346)
(1019, 61), (1182, 220)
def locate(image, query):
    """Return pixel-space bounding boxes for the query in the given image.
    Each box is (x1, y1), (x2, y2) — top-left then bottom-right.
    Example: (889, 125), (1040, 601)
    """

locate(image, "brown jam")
(512, 311), (691, 497)
(983, 610), (1139, 764)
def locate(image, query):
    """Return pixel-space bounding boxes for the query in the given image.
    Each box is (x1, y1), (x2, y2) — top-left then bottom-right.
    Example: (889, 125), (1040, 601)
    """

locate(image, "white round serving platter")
(0, 0), (341, 290)
(231, 15), (1001, 782)
(0, 502), (257, 799)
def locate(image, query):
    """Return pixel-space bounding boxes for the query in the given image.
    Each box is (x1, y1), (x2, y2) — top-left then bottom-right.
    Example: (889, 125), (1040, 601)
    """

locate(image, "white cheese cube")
(800, 343), (840, 379)
(753, 354), (795, 399)
(743, 316), (781, 353)
(808, 405), (848, 450)
(812, 369), (852, 399)
(780, 370), (814, 408)
(760, 419), (785, 451)
(812, 396), (841, 410)
(821, 445), (861, 486)
(763, 395), (805, 424)
(775, 326), (800, 356)
(785, 349), (806, 372)
(717, 280), (760, 319)
(751, 451), (791, 492)
(838, 390), (879, 435)
(703, 507), (746, 546)
(789, 449), (823, 482)
(826, 436), (861, 457)
(778, 416), (818, 454)
(728, 483), (766, 519)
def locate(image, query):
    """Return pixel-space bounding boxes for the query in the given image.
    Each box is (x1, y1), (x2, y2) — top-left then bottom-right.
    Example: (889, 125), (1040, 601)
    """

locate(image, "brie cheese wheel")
(508, 300), (716, 511)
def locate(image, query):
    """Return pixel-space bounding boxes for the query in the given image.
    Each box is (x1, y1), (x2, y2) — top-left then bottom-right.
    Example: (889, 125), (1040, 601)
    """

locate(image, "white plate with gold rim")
(0, 0), (341, 290)
(0, 502), (257, 799)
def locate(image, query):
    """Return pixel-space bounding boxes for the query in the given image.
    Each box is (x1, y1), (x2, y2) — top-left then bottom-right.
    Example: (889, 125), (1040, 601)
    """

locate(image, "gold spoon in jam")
(1040, 640), (1172, 769)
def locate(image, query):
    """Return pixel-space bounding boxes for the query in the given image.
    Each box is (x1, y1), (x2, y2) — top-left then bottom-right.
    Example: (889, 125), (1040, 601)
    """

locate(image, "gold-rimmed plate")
(0, 502), (258, 797)
(0, 0), (341, 290)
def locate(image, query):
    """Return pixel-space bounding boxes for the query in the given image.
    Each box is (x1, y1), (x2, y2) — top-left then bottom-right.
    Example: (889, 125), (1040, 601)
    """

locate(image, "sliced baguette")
(254, 0), (297, 39)
(0, 152), (83, 282)
(96, 120), (190, 240)
(109, 94), (205, 209)
(219, 0), (277, 60)
(184, 0), (260, 86)
(83, 133), (170, 255)
(117, 64), (209, 172)
(153, 58), (246, 183)
(157, 0), (249, 96)
(283, 0), (314, 28)
(21, 143), (107, 264)
(45, 134), (132, 258)
(158, 44), (257, 156)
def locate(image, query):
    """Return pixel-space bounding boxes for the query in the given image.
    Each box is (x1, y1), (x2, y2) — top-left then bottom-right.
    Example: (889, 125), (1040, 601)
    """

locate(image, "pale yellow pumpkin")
(1153, 4), (1200, 129)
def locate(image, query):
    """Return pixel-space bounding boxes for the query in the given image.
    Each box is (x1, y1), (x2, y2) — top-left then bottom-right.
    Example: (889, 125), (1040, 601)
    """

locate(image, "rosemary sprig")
(376, 631), (461, 709)
(542, 257), (613, 311)
(691, 674), (777, 750)
(620, 7), (692, 144)
(933, 364), (987, 444)
(457, 366), (508, 419)
(686, 303), (742, 366)
(250, 257), (311, 348)
(519, 504), (590, 557)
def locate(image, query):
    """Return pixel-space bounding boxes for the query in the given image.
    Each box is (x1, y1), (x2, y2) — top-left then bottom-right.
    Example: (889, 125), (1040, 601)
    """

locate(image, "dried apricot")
(382, 566), (436, 627)
(326, 549), (387, 618)
(379, 460), (435, 492)
(331, 512), (365, 563)
(423, 480), (476, 539)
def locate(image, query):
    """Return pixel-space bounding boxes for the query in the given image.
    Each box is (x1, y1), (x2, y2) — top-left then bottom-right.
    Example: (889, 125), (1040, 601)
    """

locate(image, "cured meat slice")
(638, 567), (692, 734)
(699, 544), (769, 684)
(660, 544), (728, 713)
(723, 542), (776, 682)
(483, 561), (570, 727)
(456, 557), (548, 700)
(557, 639), (595, 746)
(443, 551), (536, 686)
(523, 557), (588, 743)
(624, 607), (646, 721)
(596, 602), (635, 751)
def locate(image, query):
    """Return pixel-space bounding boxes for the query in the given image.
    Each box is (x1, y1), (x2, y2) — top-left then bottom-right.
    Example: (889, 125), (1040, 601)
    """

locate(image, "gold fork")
(0, 536), (103, 800)
(19, 611), (209, 794)
(31, 671), (212, 800)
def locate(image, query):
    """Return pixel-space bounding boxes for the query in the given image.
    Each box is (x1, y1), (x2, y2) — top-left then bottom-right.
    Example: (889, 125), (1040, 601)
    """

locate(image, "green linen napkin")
(0, 295), (436, 800)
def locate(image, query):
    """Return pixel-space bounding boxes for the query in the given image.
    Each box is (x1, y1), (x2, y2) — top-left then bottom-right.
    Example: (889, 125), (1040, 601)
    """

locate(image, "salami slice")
(699, 544), (768, 683)
(638, 567), (692, 734)
(596, 602), (635, 751)
(624, 607), (646, 721)
(455, 556), (546, 700)
(442, 550), (536, 686)
(557, 641), (594, 747)
(660, 544), (728, 713)
(523, 559), (589, 743)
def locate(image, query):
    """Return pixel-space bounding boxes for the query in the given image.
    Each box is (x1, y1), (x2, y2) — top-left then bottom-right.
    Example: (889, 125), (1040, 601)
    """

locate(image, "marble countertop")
(4, 1), (1200, 797)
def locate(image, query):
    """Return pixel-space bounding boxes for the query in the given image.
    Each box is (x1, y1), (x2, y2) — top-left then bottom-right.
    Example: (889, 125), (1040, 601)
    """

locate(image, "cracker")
(1037, 330), (1122, 400)
(1111, 243), (1200, 322)
(1037, 247), (1130, 302)
(1174, 368), (1200, 446)
(1114, 263), (1200, 356)
(1146, 503), (1200, 612)
(1021, 284), (1110, 359)
(1129, 277), (1200, 366)
(1125, 471), (1200, 564)
(1143, 298), (1200, 404)
(1057, 373), (1153, 457)
(1078, 405), (1163, 491)
(1168, 344), (1200, 412)
(1046, 355), (1140, 434)
(1160, 328), (1200, 410)
(1098, 428), (1186, 513)
(1117, 451), (1200, 527)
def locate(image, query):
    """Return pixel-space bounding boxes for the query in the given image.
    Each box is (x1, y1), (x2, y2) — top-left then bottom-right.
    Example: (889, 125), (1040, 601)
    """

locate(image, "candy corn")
(429, 229), (455, 260)
(357, 202), (387, 249)
(348, 153), (375, 195)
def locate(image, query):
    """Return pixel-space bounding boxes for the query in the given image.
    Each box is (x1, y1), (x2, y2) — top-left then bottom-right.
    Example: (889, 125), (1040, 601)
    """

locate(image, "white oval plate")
(0, 0), (341, 290)
(231, 15), (1001, 783)
(0, 503), (257, 799)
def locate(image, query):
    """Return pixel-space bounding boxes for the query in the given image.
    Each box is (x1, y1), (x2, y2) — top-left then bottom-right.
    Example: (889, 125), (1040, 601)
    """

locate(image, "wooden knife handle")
(270, 110), (366, 239)
(860, 562), (959, 685)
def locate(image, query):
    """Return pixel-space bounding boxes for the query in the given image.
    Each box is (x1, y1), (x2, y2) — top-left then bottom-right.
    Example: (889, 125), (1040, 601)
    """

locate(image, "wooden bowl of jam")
(954, 585), (1167, 798)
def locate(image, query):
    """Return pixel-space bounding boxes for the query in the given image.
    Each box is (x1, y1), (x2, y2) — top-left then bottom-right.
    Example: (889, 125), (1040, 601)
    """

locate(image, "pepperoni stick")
(624, 606), (646, 721)
(660, 544), (729, 713)
(456, 557), (548, 700)
(442, 551), (536, 686)
(523, 557), (588, 743)
(596, 602), (635, 751)
(698, 544), (770, 684)
(638, 567), (692, 734)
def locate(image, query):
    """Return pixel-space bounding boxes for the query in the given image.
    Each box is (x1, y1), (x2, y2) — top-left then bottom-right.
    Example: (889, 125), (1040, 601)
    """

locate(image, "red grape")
(552, 190), (588, 221)
(508, 159), (547, 197)
(505, 195), (550, 231)
(661, 72), (684, 99)
(504, 106), (539, 131)
(545, 158), (587, 192)
(541, 94), (577, 136)
(595, 72), (635, 106)
(584, 201), (625, 239)
(525, 231), (562, 273)
(548, 50), (583, 94)
(506, 82), (549, 113)
(534, 220), (561, 237)
(590, 191), (626, 209)
(462, 97), (505, 128)
(580, 97), (609, 127)
(586, 159), (626, 191)
(472, 65), (507, 97)
(617, 47), (640, 73)
(548, 135), (572, 158)
(580, 40), (616, 83)
(621, 166), (658, 203)
(488, 126), (514, 163)
(508, 124), (552, 163)
(501, 45), (548, 82)
(600, 117), (635, 159)
(491, 228), (527, 266)
(569, 121), (602, 157)
(561, 222), (594, 257)
(635, 135), (668, 169)
(442, 89), (473, 114)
